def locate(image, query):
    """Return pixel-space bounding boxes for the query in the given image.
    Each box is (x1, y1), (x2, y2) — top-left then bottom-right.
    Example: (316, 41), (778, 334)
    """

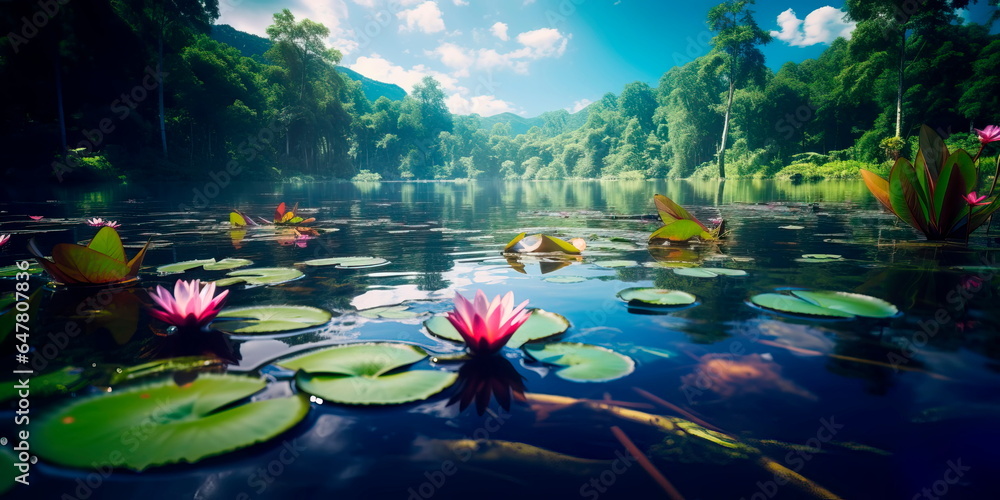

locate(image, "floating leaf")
(504, 233), (585, 254)
(672, 267), (747, 278)
(779, 225), (805, 230)
(617, 288), (697, 307)
(213, 305), (332, 333)
(790, 290), (898, 318)
(0, 366), (88, 403)
(749, 290), (897, 319)
(33, 375), (309, 470)
(543, 275), (586, 284)
(203, 258), (254, 271)
(796, 254), (844, 263)
(277, 343), (457, 405)
(593, 260), (639, 268)
(213, 267), (303, 287)
(157, 259), (217, 275)
(27, 226), (150, 285)
(300, 257), (389, 268)
(648, 220), (712, 242)
(524, 343), (635, 382)
(0, 263), (42, 277)
(358, 305), (422, 319)
(424, 309), (569, 348)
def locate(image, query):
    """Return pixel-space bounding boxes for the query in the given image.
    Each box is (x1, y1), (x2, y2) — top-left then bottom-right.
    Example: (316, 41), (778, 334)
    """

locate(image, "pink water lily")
(148, 279), (229, 332)
(445, 290), (530, 355)
(963, 191), (989, 206)
(0, 234), (9, 247)
(86, 217), (121, 228)
(975, 125), (1000, 145)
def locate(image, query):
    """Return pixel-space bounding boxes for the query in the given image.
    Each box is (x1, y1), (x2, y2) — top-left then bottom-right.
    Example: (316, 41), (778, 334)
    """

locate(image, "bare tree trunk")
(895, 30), (905, 138)
(158, 35), (168, 158)
(718, 79), (735, 179)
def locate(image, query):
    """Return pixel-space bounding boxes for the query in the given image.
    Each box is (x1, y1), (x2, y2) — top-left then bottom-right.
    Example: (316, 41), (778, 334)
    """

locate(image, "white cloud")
(447, 94), (517, 116)
(490, 22), (509, 41)
(349, 54), (516, 116)
(429, 27), (568, 75)
(770, 6), (856, 47)
(453, 0), (469, 5)
(397, 1), (446, 34)
(516, 27), (568, 58)
(218, 0), (361, 55)
(351, 0), (378, 7)
(566, 98), (592, 113)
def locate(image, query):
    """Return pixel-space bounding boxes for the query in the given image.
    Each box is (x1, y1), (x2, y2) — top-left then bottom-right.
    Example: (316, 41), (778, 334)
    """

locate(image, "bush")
(351, 169), (382, 182)
(774, 160), (875, 180)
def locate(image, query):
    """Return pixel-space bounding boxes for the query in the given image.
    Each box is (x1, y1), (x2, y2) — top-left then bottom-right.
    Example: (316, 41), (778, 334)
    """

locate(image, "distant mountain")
(209, 24), (406, 102)
(476, 107), (590, 136)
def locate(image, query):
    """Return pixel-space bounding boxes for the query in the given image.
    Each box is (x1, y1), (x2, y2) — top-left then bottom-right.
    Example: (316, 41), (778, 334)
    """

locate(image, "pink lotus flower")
(975, 125), (1000, 145)
(28, 216), (43, 220)
(0, 234), (9, 247)
(445, 290), (530, 355)
(148, 279), (229, 332)
(963, 191), (989, 206)
(86, 217), (121, 228)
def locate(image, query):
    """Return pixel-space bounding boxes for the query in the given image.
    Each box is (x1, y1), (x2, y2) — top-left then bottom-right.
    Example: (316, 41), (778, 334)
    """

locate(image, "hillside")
(477, 108), (590, 136)
(209, 24), (406, 103)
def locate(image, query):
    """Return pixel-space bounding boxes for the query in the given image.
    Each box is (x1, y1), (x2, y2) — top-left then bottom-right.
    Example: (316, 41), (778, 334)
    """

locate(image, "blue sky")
(218, 0), (997, 117)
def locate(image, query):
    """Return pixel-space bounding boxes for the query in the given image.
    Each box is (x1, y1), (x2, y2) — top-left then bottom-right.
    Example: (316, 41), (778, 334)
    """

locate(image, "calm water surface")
(1, 179), (998, 500)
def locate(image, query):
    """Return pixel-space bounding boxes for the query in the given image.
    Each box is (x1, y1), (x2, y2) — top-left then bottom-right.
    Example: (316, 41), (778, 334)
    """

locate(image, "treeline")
(1, 0), (998, 182)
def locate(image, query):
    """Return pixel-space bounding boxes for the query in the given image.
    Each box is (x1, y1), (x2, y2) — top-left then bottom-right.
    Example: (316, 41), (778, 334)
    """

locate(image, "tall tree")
(707, 0), (771, 178)
(112, 0), (220, 158)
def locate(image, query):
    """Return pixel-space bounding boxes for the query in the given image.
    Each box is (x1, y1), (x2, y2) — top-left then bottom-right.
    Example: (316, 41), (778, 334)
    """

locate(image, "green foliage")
(351, 169), (382, 182)
(776, 160), (874, 180)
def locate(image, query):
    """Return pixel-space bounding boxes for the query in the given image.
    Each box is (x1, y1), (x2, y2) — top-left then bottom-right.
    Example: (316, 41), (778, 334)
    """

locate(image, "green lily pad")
(203, 258), (254, 271)
(543, 275), (587, 284)
(300, 257), (389, 268)
(358, 305), (422, 319)
(213, 267), (303, 287)
(796, 254), (844, 263)
(277, 343), (457, 405)
(424, 309), (570, 348)
(672, 267), (747, 278)
(790, 290), (898, 318)
(213, 305), (332, 334)
(0, 448), (14, 495)
(108, 357), (227, 386)
(0, 263), (42, 277)
(157, 259), (217, 275)
(0, 366), (88, 403)
(593, 260), (639, 268)
(33, 375), (309, 470)
(524, 342), (635, 382)
(749, 290), (896, 319)
(617, 288), (697, 307)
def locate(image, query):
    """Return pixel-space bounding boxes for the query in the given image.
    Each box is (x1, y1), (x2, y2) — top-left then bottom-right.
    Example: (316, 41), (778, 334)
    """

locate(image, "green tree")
(707, 0), (771, 178)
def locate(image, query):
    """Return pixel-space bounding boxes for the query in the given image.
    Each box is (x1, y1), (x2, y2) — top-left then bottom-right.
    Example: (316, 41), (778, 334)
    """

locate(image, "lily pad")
(213, 267), (303, 287)
(300, 257), (389, 268)
(672, 267), (747, 278)
(203, 258), (254, 271)
(213, 305), (332, 333)
(0, 366), (88, 403)
(277, 343), (457, 405)
(749, 290), (897, 319)
(796, 254), (844, 263)
(593, 260), (639, 268)
(543, 275), (587, 284)
(0, 263), (42, 277)
(358, 305), (422, 319)
(524, 343), (635, 382)
(617, 288), (697, 307)
(779, 225), (805, 230)
(33, 375), (309, 470)
(157, 259), (217, 275)
(424, 309), (570, 348)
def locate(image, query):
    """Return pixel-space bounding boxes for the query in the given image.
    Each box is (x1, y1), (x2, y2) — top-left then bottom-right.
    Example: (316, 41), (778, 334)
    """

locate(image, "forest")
(1, 0), (998, 183)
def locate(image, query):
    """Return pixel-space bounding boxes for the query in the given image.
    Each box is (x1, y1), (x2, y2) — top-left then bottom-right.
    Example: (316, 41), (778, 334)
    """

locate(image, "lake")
(1, 179), (997, 500)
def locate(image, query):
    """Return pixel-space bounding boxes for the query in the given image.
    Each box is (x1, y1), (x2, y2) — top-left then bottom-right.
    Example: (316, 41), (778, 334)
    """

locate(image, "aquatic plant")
(860, 125), (1000, 240)
(229, 202), (316, 227)
(86, 217), (120, 228)
(148, 279), (229, 332)
(27, 226), (150, 285)
(0, 234), (8, 247)
(504, 233), (586, 254)
(445, 290), (531, 355)
(648, 194), (725, 243)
